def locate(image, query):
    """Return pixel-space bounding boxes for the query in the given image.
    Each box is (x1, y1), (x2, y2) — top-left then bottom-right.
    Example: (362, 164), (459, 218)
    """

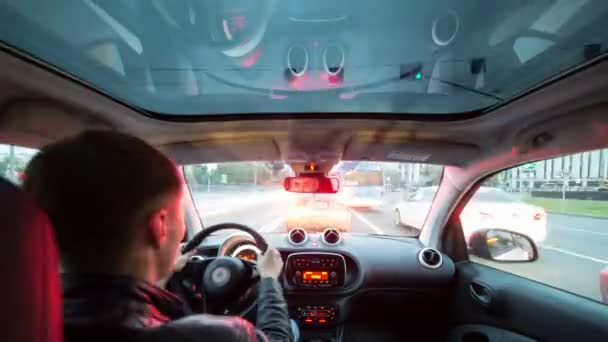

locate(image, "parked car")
(395, 187), (547, 243)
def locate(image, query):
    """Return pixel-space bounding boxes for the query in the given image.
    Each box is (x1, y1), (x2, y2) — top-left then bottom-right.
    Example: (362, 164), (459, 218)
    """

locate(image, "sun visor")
(343, 139), (480, 166)
(160, 138), (280, 165)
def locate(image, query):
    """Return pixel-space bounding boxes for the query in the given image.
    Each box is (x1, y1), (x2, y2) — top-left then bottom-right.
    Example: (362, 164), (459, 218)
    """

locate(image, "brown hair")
(23, 130), (182, 270)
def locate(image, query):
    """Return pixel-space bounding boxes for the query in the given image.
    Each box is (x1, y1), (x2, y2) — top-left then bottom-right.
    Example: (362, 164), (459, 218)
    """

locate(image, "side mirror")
(468, 229), (538, 262)
(283, 175), (340, 194)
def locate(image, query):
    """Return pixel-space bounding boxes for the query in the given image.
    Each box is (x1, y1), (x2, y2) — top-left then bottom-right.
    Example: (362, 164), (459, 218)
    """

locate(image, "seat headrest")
(0, 178), (62, 342)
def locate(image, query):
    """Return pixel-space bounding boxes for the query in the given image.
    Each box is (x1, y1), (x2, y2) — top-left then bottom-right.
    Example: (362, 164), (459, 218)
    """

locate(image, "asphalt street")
(192, 188), (608, 303)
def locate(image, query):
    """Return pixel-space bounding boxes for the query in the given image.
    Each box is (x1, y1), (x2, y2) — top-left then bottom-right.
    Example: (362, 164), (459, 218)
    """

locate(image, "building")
(504, 148), (608, 191)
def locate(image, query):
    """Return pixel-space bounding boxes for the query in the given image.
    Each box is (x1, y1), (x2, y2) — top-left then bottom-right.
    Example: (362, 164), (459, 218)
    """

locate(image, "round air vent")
(286, 44), (309, 77)
(288, 228), (308, 245)
(322, 228), (342, 246)
(418, 247), (443, 269)
(432, 10), (459, 47)
(323, 44), (345, 76)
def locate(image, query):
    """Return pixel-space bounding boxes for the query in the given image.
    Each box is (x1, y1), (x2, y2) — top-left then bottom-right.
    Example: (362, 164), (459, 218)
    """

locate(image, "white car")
(393, 187), (437, 230)
(286, 194), (352, 232)
(337, 186), (384, 209)
(395, 187), (547, 243)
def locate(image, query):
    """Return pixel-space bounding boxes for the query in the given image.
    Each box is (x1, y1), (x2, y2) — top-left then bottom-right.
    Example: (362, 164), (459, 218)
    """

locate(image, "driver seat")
(0, 178), (62, 342)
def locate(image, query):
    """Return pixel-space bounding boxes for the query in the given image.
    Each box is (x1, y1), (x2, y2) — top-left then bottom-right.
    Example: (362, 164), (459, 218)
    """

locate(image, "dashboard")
(196, 228), (455, 334)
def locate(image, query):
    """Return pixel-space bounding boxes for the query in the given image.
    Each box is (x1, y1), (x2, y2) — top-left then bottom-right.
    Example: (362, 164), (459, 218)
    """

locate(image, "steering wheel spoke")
(242, 259), (261, 281)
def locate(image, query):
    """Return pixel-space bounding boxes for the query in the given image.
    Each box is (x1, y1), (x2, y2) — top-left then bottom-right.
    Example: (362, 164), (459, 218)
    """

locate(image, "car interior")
(1, 1), (608, 342)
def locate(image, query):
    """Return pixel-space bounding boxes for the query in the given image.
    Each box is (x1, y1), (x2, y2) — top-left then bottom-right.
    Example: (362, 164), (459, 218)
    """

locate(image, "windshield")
(184, 161), (442, 236)
(2, 1), (607, 115)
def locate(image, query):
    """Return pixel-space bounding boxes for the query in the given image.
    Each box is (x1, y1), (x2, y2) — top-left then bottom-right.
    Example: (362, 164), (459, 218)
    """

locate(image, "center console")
(284, 252), (350, 341)
(284, 252), (347, 329)
(285, 252), (347, 289)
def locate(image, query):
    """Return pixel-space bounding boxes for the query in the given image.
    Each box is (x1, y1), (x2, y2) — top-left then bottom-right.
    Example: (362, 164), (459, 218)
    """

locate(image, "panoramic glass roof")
(1, 0), (607, 116)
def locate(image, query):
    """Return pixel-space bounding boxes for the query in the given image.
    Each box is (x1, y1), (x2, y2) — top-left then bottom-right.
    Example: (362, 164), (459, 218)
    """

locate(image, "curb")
(548, 211), (608, 221)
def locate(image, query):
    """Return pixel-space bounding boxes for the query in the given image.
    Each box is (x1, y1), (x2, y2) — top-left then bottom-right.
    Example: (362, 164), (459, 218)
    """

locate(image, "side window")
(463, 148), (608, 305)
(0, 144), (38, 185)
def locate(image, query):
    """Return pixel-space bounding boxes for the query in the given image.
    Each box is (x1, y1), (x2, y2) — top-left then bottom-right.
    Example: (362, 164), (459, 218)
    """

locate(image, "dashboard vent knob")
(322, 228), (342, 246)
(418, 247), (443, 269)
(288, 228), (308, 245)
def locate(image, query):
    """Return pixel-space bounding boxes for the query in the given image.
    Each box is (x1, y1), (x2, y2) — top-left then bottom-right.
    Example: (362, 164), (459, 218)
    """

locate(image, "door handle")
(469, 281), (493, 307)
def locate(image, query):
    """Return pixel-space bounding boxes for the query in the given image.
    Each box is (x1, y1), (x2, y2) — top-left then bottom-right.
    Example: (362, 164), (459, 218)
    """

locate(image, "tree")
(215, 163), (247, 184)
(420, 165), (443, 186)
(191, 165), (208, 184)
(0, 155), (26, 179)
(484, 174), (503, 187)
(0, 157), (8, 176)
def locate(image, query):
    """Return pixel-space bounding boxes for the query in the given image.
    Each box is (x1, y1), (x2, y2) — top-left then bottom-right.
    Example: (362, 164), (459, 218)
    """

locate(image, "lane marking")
(550, 225), (608, 237)
(348, 209), (384, 234)
(258, 216), (284, 233)
(541, 245), (608, 264)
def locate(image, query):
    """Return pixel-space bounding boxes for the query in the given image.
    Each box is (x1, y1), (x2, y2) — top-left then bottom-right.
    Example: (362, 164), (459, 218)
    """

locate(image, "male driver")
(23, 130), (293, 341)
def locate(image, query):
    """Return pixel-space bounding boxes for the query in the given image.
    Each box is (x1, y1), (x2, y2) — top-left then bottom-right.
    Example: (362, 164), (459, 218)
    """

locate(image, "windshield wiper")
(193, 60), (504, 104)
(398, 62), (504, 102)
(430, 78), (503, 101)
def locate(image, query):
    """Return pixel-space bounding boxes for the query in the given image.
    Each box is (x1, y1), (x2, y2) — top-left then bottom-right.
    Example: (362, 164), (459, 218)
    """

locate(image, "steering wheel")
(168, 223), (269, 317)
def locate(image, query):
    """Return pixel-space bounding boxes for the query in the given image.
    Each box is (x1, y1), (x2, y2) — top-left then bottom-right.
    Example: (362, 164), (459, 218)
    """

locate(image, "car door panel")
(450, 262), (608, 342)
(447, 324), (536, 342)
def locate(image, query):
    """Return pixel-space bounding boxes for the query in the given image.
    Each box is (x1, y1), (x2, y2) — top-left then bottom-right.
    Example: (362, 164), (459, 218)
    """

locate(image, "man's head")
(23, 130), (185, 283)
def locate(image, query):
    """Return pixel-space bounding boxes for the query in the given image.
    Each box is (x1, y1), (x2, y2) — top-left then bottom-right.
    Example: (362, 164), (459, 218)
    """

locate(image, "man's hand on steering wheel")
(257, 248), (284, 280)
(168, 223), (274, 317)
(174, 250), (197, 273)
(158, 250), (196, 287)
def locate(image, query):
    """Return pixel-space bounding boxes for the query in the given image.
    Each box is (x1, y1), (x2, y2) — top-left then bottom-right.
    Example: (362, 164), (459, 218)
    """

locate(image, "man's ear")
(147, 208), (169, 249)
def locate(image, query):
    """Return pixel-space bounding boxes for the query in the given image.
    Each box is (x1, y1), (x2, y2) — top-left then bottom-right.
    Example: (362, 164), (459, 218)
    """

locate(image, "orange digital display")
(303, 271), (329, 280)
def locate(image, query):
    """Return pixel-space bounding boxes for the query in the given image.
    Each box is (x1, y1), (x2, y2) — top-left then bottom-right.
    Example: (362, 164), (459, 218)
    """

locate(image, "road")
(192, 188), (608, 303)
(481, 214), (608, 303)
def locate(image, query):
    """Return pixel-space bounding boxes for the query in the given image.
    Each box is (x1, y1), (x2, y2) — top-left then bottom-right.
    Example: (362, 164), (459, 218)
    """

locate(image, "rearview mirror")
(468, 229), (538, 262)
(283, 175), (340, 194)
